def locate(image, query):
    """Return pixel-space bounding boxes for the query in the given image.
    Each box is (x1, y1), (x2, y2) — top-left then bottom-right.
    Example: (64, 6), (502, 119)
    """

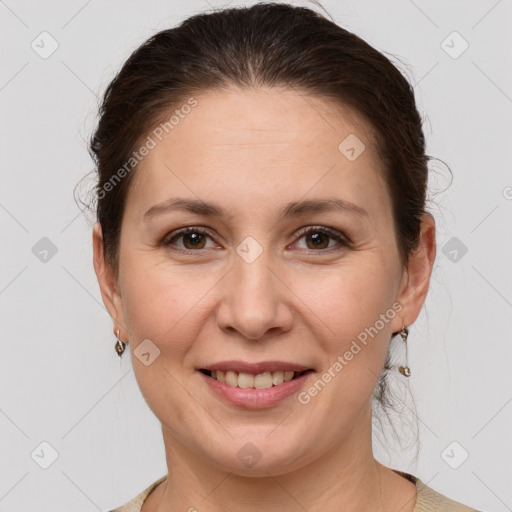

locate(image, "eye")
(162, 227), (217, 253)
(292, 226), (350, 252)
(162, 225), (350, 254)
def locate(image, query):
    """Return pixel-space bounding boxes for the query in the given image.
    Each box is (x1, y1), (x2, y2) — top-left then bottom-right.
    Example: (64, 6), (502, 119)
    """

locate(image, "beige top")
(109, 470), (480, 512)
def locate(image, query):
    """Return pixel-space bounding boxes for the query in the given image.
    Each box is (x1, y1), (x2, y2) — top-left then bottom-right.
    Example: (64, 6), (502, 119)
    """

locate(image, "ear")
(92, 222), (128, 340)
(392, 212), (437, 333)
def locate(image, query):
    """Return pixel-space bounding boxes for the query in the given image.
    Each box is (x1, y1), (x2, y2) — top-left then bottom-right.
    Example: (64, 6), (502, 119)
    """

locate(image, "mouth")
(199, 368), (315, 389)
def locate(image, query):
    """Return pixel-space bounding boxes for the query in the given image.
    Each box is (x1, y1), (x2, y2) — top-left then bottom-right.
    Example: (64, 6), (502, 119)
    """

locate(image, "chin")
(198, 435), (311, 477)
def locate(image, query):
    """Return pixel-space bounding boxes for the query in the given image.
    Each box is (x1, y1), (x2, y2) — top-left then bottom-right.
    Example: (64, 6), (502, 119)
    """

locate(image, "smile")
(198, 367), (315, 409)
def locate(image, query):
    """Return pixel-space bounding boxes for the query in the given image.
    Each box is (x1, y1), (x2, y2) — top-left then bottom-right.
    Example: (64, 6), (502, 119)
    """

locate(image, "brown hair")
(80, 1), (449, 457)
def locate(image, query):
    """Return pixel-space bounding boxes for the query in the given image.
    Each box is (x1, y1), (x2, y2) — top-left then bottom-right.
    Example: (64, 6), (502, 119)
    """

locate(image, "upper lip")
(199, 360), (313, 375)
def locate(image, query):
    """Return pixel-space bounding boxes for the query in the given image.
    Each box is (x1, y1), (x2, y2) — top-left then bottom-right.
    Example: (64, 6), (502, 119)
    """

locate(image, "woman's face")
(94, 86), (434, 475)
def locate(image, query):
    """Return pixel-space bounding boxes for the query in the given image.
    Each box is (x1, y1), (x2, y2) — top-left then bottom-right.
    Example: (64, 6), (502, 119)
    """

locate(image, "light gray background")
(1, 0), (511, 510)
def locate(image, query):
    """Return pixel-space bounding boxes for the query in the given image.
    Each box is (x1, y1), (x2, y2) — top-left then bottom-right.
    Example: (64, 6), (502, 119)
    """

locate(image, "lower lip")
(199, 371), (314, 409)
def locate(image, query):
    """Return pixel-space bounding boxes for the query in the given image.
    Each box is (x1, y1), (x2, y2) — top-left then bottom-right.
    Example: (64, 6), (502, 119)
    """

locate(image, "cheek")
(120, 263), (208, 417)
(291, 261), (396, 401)
(293, 260), (396, 338)
(119, 254), (216, 355)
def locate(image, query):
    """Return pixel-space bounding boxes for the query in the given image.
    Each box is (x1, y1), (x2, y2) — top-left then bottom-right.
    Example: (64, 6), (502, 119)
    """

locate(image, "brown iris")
(305, 231), (330, 250)
(182, 231), (207, 250)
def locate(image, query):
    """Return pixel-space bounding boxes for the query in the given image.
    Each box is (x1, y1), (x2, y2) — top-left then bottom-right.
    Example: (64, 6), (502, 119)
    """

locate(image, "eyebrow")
(143, 197), (369, 222)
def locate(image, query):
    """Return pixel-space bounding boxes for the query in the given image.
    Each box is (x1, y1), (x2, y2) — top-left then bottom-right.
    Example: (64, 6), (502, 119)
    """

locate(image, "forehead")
(126, 86), (390, 222)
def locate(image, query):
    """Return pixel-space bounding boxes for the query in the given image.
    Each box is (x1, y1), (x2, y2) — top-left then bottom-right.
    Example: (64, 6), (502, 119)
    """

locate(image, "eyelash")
(162, 225), (351, 255)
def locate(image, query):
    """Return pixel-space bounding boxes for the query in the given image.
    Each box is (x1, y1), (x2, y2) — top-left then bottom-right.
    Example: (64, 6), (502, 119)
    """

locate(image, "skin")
(93, 86), (436, 512)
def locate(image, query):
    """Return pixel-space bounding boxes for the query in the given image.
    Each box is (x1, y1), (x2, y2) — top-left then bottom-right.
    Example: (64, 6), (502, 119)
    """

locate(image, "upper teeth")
(211, 370), (297, 389)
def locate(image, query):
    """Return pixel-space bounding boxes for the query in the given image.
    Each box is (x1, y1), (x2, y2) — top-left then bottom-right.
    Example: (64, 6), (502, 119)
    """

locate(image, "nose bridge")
(235, 238), (274, 300)
(216, 236), (290, 339)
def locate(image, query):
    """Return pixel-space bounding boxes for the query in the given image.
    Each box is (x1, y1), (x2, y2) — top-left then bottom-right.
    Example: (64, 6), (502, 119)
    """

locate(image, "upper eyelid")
(295, 225), (347, 239)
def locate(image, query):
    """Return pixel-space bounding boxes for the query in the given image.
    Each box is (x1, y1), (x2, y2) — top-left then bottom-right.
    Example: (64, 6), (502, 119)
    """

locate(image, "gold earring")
(114, 328), (127, 357)
(398, 324), (411, 377)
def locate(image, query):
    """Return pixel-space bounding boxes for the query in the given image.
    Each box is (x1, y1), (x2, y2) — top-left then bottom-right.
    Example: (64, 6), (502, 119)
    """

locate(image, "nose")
(215, 245), (294, 341)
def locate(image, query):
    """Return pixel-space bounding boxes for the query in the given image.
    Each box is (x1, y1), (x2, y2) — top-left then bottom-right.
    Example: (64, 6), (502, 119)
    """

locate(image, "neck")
(149, 405), (413, 512)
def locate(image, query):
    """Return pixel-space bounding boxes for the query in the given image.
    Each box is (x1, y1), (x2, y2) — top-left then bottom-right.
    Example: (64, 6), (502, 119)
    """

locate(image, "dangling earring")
(114, 328), (127, 357)
(398, 324), (411, 377)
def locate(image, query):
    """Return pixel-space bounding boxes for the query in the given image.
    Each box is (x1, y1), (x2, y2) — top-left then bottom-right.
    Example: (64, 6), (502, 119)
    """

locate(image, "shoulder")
(406, 472), (482, 512)
(108, 475), (167, 512)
